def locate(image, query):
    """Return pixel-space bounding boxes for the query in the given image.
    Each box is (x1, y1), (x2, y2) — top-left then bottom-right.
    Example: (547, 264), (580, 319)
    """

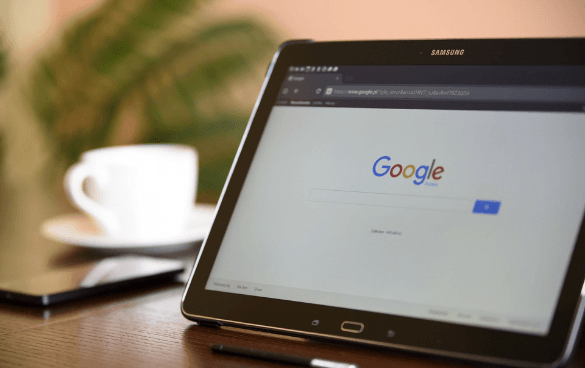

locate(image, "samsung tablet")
(182, 38), (585, 367)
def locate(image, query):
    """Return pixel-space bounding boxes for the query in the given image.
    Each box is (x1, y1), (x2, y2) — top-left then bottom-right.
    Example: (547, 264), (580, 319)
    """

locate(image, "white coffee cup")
(64, 144), (198, 239)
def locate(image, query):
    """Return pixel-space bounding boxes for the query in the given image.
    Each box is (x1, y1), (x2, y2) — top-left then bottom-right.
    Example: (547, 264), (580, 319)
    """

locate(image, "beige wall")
(210, 0), (585, 40)
(7, 0), (584, 49)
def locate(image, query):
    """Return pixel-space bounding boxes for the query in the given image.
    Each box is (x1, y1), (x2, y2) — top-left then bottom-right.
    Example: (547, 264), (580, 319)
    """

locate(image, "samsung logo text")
(431, 49), (464, 56)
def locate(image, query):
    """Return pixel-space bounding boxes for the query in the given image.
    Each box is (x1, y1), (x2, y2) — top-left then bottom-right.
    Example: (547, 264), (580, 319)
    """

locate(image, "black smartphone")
(0, 255), (184, 306)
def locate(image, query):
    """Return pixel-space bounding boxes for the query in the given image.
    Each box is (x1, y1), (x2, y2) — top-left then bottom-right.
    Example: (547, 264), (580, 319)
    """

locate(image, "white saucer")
(41, 204), (216, 249)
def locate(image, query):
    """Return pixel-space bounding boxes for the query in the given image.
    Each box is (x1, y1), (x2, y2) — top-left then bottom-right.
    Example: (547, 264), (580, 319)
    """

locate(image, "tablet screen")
(204, 65), (585, 336)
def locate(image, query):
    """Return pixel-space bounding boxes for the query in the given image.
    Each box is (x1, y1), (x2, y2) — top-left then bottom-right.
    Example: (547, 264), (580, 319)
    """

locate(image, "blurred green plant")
(30, 0), (277, 201)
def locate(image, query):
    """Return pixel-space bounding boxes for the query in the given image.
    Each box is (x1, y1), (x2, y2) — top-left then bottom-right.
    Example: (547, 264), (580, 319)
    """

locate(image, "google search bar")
(308, 189), (473, 213)
(323, 85), (585, 103)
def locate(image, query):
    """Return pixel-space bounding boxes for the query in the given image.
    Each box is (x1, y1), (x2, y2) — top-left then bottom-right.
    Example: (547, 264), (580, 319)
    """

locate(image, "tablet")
(182, 38), (585, 367)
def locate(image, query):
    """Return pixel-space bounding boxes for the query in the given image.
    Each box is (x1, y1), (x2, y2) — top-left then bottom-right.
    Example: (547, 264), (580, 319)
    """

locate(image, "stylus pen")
(211, 343), (359, 368)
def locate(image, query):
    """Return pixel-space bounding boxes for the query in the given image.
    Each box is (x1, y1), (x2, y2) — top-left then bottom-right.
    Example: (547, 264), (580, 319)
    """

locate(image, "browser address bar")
(323, 85), (585, 103)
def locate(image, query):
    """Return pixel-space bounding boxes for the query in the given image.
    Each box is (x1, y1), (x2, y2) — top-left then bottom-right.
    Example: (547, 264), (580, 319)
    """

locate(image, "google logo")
(373, 156), (444, 186)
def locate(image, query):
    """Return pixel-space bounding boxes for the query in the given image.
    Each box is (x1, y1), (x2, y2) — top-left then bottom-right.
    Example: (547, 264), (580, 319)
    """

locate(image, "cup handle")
(64, 162), (119, 235)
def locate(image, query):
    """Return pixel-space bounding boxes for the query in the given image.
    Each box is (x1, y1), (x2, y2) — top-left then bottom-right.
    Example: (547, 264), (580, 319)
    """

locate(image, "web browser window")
(206, 65), (585, 336)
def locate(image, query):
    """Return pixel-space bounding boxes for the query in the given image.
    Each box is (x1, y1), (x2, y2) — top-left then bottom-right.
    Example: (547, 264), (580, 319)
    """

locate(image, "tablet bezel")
(182, 38), (585, 367)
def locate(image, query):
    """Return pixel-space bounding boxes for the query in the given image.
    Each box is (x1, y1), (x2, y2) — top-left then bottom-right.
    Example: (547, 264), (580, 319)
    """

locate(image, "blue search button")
(473, 200), (501, 215)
